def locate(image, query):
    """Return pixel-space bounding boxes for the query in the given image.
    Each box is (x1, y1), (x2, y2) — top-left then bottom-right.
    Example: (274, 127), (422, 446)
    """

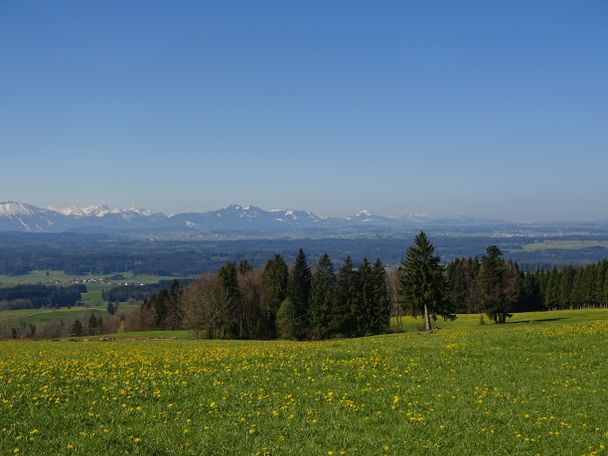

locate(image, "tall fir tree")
(219, 261), (241, 338)
(261, 254), (289, 338)
(153, 289), (170, 329)
(355, 257), (374, 337)
(479, 246), (516, 323)
(399, 231), (451, 332)
(371, 258), (391, 333)
(331, 256), (360, 337)
(309, 253), (336, 339)
(165, 279), (184, 330)
(287, 249), (311, 340)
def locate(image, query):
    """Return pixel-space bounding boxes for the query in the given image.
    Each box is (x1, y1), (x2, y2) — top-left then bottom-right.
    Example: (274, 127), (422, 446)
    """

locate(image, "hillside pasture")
(1, 309), (607, 455)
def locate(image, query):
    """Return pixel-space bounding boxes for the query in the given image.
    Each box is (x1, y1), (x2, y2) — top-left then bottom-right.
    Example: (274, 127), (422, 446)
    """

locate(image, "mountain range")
(1, 200), (604, 239)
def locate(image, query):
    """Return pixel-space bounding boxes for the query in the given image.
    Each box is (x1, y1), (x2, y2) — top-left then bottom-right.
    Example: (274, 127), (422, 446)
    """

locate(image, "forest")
(4, 232), (608, 340)
(129, 232), (608, 340)
(0, 284), (86, 311)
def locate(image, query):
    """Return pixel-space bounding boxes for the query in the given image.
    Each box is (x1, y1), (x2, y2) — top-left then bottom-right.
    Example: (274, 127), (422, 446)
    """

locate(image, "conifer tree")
(331, 256), (358, 337)
(153, 289), (170, 329)
(355, 257), (374, 336)
(88, 314), (98, 335)
(262, 254), (289, 338)
(309, 253), (335, 339)
(399, 231), (450, 331)
(71, 319), (83, 337)
(371, 258), (391, 333)
(219, 262), (241, 338)
(479, 246), (516, 323)
(287, 249), (311, 340)
(165, 279), (184, 330)
(559, 266), (575, 309)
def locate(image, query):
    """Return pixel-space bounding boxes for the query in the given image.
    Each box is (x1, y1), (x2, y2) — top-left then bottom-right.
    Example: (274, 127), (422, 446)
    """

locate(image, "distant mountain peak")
(51, 204), (154, 217)
(0, 201), (41, 217)
(0, 200), (527, 237)
(353, 209), (375, 218)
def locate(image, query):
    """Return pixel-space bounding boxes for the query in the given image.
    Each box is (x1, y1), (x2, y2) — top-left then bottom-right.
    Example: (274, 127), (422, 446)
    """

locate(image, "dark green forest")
(132, 233), (608, 341)
(0, 284), (86, 311)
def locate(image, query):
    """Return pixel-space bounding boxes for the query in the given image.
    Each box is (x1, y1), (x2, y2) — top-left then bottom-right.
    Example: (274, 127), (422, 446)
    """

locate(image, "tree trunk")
(424, 304), (432, 332)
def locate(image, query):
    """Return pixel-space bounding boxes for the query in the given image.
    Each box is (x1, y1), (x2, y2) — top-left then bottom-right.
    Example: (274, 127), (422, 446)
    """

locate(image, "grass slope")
(0, 270), (183, 306)
(0, 305), (138, 325)
(1, 310), (607, 455)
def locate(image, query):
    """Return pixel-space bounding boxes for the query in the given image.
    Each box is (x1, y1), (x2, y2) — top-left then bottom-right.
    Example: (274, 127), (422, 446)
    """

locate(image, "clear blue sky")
(1, 1), (607, 221)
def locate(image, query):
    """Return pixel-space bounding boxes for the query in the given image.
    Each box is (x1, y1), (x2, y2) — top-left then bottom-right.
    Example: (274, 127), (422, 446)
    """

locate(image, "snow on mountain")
(53, 204), (154, 217)
(346, 209), (396, 224)
(0, 201), (44, 217)
(354, 209), (373, 217)
(0, 200), (519, 236)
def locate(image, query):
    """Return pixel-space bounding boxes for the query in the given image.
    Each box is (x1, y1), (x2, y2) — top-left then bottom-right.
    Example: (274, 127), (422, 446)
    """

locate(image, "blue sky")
(0, 1), (607, 221)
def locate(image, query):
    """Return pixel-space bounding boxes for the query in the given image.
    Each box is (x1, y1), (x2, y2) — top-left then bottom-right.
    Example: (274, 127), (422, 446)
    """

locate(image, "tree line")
(132, 251), (391, 340)
(444, 251), (608, 316)
(7, 231), (608, 340)
(131, 232), (608, 339)
(102, 279), (192, 303)
(0, 284), (86, 311)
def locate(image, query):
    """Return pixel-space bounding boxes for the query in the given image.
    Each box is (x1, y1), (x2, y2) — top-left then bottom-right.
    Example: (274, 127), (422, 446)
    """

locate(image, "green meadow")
(1, 309), (607, 455)
(0, 269), (181, 308)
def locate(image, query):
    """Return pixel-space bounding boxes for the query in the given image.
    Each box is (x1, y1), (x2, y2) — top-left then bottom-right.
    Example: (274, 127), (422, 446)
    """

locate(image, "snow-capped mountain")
(52, 205), (154, 217)
(0, 201), (68, 232)
(0, 201), (48, 217)
(0, 200), (519, 237)
(167, 205), (326, 231)
(346, 209), (397, 224)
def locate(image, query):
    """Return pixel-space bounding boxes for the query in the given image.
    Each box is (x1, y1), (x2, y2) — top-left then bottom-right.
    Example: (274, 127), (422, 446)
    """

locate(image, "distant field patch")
(0, 304), (138, 325)
(0, 270), (185, 305)
(520, 240), (608, 252)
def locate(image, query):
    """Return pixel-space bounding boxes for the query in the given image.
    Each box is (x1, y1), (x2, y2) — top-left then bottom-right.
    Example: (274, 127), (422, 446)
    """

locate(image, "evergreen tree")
(398, 231), (451, 331)
(261, 254), (289, 338)
(88, 314), (98, 335)
(71, 319), (82, 337)
(479, 246), (515, 323)
(153, 289), (170, 328)
(446, 258), (468, 313)
(309, 253), (335, 339)
(559, 266), (575, 309)
(521, 273), (543, 311)
(106, 302), (115, 315)
(604, 272), (608, 307)
(355, 257), (374, 336)
(287, 249), (311, 340)
(165, 279), (184, 330)
(544, 268), (559, 310)
(219, 262), (241, 338)
(369, 258), (390, 334)
(331, 256), (358, 336)
(571, 268), (586, 308)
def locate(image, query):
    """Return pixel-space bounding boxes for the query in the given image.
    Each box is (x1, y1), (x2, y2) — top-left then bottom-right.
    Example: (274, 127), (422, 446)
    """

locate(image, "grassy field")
(520, 240), (608, 252)
(1, 310), (607, 455)
(0, 270), (183, 306)
(0, 304), (138, 326)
